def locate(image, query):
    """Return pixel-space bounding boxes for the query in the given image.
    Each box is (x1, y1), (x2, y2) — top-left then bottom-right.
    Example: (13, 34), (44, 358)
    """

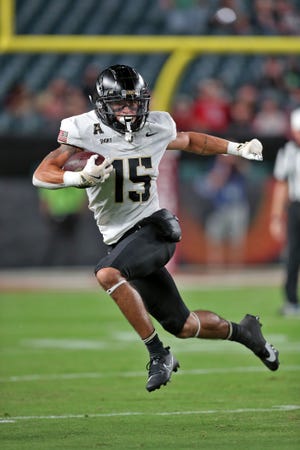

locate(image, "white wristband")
(227, 141), (240, 156)
(63, 171), (83, 187)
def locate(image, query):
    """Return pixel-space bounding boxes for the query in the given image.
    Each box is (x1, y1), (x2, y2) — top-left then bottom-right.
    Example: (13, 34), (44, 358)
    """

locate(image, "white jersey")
(58, 110), (177, 244)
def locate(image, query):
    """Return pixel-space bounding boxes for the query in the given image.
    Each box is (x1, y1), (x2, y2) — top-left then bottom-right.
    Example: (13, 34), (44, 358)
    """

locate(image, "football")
(63, 151), (105, 172)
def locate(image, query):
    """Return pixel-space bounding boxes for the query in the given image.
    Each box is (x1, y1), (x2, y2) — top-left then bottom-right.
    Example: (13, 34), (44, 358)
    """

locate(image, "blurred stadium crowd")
(1, 54), (300, 140)
(0, 0), (300, 140)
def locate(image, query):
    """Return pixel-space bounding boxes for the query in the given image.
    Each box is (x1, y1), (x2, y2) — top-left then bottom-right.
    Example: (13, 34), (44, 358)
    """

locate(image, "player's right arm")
(33, 144), (81, 186)
(33, 144), (112, 189)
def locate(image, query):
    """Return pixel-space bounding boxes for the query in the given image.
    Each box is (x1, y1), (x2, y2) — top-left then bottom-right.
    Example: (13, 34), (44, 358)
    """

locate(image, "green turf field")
(0, 284), (299, 449)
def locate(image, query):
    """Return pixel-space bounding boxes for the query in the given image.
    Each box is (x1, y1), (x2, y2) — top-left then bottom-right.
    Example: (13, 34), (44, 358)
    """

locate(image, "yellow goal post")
(1, 0), (300, 111)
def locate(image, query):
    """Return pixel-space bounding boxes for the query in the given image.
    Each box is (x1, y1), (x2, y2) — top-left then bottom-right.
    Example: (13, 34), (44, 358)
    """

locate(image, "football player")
(33, 65), (279, 391)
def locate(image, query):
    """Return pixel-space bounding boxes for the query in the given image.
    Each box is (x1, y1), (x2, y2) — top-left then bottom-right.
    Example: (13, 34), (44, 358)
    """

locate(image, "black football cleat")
(239, 314), (279, 371)
(146, 347), (180, 392)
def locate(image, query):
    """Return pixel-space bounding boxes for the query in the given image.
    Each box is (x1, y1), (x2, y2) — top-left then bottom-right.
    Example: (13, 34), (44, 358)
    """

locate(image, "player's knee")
(159, 316), (187, 337)
(176, 313), (199, 338)
(96, 267), (123, 291)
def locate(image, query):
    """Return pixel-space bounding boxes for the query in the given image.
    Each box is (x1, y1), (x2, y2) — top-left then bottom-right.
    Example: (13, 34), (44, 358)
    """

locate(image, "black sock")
(228, 322), (267, 356)
(143, 331), (165, 357)
(228, 322), (251, 347)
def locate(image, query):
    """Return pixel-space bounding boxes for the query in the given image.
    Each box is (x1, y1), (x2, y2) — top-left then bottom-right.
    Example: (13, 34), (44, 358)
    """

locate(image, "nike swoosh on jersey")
(146, 131), (158, 137)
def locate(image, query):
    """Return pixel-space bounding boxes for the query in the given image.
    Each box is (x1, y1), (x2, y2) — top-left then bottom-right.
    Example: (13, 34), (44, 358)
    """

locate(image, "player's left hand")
(236, 139), (263, 161)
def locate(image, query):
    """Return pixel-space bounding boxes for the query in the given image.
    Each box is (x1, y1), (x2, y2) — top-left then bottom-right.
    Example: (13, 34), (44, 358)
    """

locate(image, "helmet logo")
(121, 89), (139, 97)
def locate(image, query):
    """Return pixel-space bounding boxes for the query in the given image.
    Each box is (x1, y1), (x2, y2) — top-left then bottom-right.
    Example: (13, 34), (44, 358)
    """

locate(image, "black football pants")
(95, 223), (190, 335)
(285, 201), (300, 304)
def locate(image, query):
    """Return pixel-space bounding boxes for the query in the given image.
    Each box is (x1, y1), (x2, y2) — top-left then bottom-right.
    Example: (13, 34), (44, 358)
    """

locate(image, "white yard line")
(1, 365), (299, 383)
(16, 335), (298, 353)
(1, 405), (299, 423)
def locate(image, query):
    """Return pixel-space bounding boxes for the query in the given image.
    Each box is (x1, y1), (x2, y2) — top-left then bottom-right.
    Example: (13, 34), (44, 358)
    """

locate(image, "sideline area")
(0, 266), (282, 291)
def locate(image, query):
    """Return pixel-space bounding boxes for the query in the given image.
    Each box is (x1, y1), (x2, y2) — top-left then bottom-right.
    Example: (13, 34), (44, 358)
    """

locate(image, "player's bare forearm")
(168, 131), (263, 161)
(33, 144), (81, 184)
(167, 131), (228, 155)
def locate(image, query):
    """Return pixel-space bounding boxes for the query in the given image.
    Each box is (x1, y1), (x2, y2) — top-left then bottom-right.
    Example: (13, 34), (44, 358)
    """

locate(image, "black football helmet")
(91, 65), (151, 138)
